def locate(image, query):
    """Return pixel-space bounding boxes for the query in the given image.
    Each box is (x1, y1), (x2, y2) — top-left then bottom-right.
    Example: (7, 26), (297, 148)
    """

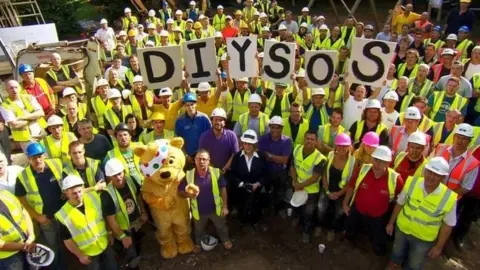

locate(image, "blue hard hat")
(18, 64), (34, 75)
(458, 26), (470, 33)
(183, 92), (197, 103)
(432, 25), (442, 32)
(26, 142), (46, 157)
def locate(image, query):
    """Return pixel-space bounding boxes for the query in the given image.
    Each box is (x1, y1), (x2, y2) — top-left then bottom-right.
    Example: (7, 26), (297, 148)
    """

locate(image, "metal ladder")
(0, 0), (45, 28)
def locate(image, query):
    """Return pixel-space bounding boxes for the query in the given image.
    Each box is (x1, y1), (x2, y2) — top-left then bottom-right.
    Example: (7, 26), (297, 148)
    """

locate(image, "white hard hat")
(311, 88), (326, 96)
(425, 157), (450, 176)
(383, 91), (399, 101)
(454, 123), (474, 138)
(220, 53), (228, 61)
(211, 108), (227, 119)
(248, 93), (262, 104)
(176, 9), (183, 15)
(105, 158), (125, 177)
(200, 235), (218, 251)
(258, 52), (264, 58)
(260, 12), (267, 18)
(166, 18), (174, 24)
(290, 190), (308, 207)
(317, 15), (326, 21)
(63, 87), (76, 97)
(147, 23), (156, 29)
(253, 11), (260, 16)
(241, 129), (258, 144)
(119, 30), (127, 36)
(158, 87), (173, 96)
(269, 116), (284, 126)
(214, 31), (223, 38)
(297, 69), (305, 78)
(366, 99), (381, 109)
(100, 18), (108, 24)
(262, 26), (270, 32)
(371, 145), (392, 162)
(148, 9), (156, 17)
(404, 107), (421, 120)
(300, 22), (308, 28)
(302, 7), (310, 12)
(199, 14), (206, 20)
(225, 16), (232, 21)
(446, 34), (458, 41)
(96, 78), (109, 87)
(122, 89), (132, 100)
(279, 24), (287, 31)
(197, 82), (211, 92)
(190, 1), (196, 5)
(62, 175), (84, 191)
(237, 77), (249, 82)
(47, 115), (63, 127)
(217, 5), (224, 9)
(145, 40), (155, 47)
(133, 75), (143, 84)
(107, 88), (122, 99)
(160, 30), (169, 37)
(442, 48), (455, 56)
(408, 131), (427, 146)
(319, 24), (329, 31)
(124, 7), (132, 13)
(174, 26), (182, 32)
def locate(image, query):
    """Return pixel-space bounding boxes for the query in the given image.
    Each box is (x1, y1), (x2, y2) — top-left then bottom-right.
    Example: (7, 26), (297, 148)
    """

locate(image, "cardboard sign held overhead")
(262, 40), (296, 84)
(183, 37), (218, 84)
(227, 36), (258, 79)
(137, 46), (183, 89)
(304, 50), (338, 88)
(347, 38), (397, 87)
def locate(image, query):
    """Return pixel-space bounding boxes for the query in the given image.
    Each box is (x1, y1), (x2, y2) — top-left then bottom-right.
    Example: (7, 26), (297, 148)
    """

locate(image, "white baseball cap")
(133, 75), (143, 83)
(383, 91), (399, 101)
(241, 129), (258, 144)
(366, 99), (381, 109)
(425, 157), (450, 176)
(158, 87), (173, 96)
(408, 131), (427, 146)
(371, 145), (392, 162)
(454, 123), (474, 138)
(311, 88), (325, 96)
(197, 82), (211, 92)
(404, 107), (421, 120)
(269, 116), (284, 126)
(47, 115), (63, 127)
(107, 88), (122, 99)
(62, 175), (84, 191)
(63, 87), (76, 97)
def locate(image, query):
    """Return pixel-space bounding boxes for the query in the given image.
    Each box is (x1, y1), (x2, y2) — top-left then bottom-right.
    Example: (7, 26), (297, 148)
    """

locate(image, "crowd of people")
(0, 0), (480, 269)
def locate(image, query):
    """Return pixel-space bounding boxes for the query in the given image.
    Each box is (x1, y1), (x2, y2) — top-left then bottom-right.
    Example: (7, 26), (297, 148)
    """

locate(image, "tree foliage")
(36, 0), (83, 35)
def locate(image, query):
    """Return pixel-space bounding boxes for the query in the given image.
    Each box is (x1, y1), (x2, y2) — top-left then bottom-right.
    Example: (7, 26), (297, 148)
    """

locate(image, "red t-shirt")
(222, 27), (238, 39)
(349, 168), (404, 217)
(23, 82), (54, 116)
(393, 156), (426, 181)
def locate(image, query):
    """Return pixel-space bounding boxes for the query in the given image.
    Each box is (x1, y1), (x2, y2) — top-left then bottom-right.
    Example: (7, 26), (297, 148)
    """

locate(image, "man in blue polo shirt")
(175, 93), (212, 169)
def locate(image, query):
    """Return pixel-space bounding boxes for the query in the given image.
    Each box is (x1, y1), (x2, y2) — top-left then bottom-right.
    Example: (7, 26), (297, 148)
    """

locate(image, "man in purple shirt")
(178, 150), (232, 252)
(199, 108), (239, 172)
(258, 116), (293, 218)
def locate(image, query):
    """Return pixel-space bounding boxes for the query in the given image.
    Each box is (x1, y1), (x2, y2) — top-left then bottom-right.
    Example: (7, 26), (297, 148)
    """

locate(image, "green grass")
(75, 0), (102, 21)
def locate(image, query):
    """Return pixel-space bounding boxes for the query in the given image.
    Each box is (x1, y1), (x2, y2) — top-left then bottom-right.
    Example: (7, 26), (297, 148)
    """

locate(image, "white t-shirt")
(0, 97), (43, 137)
(0, 165), (24, 194)
(464, 63), (480, 81)
(381, 108), (400, 130)
(95, 27), (116, 51)
(104, 66), (129, 81)
(343, 96), (368, 130)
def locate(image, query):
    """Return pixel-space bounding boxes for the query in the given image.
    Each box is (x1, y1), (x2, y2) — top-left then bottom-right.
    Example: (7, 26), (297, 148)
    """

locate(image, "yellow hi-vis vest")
(397, 63), (419, 79)
(139, 129), (174, 145)
(17, 159), (63, 214)
(305, 104), (329, 126)
(186, 167), (222, 220)
(393, 152), (428, 178)
(129, 90), (154, 121)
(239, 112), (269, 136)
(429, 92), (468, 121)
(227, 90), (251, 122)
(1, 95), (47, 141)
(46, 65), (83, 94)
(91, 96), (111, 129)
(293, 145), (326, 194)
(105, 176), (138, 232)
(41, 132), (75, 162)
(456, 39), (473, 61)
(0, 190), (28, 259)
(408, 79), (434, 97)
(423, 38), (445, 51)
(104, 105), (133, 130)
(340, 26), (356, 45)
(55, 192), (108, 256)
(350, 164), (399, 206)
(264, 93), (290, 118)
(325, 84), (344, 109)
(317, 124), (345, 148)
(213, 14), (226, 31)
(432, 122), (455, 146)
(396, 176), (457, 242)
(398, 92), (416, 113)
(472, 74), (480, 112)
(189, 30), (207, 40)
(106, 145), (143, 185)
(297, 15), (311, 25)
(282, 117), (309, 148)
(20, 78), (57, 107)
(353, 120), (388, 145)
(121, 16), (138, 31)
(63, 158), (100, 188)
(326, 151), (356, 189)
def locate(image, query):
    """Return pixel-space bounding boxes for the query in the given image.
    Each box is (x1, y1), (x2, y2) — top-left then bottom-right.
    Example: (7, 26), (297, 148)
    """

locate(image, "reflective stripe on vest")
(46, 66), (83, 94)
(239, 112), (268, 136)
(105, 105), (133, 130)
(186, 167), (222, 220)
(318, 124), (345, 148)
(354, 120), (388, 144)
(55, 192), (108, 256)
(264, 93), (290, 118)
(129, 91), (153, 120)
(282, 117), (309, 147)
(17, 159), (63, 214)
(396, 176), (457, 241)
(305, 104), (328, 126)
(297, 16), (311, 25)
(0, 190), (28, 259)
(293, 145), (326, 193)
(106, 145), (142, 185)
(63, 158), (100, 188)
(398, 63), (419, 79)
(350, 164), (398, 206)
(91, 96), (111, 129)
(432, 122), (455, 146)
(1, 95), (47, 141)
(139, 129), (174, 145)
(456, 39), (473, 61)
(42, 133), (72, 162)
(393, 151), (427, 178)
(213, 14), (226, 31)
(106, 176), (138, 231)
(430, 92), (467, 121)
(473, 74), (480, 112)
(436, 144), (480, 191)
(408, 79), (433, 97)
(326, 151), (356, 189)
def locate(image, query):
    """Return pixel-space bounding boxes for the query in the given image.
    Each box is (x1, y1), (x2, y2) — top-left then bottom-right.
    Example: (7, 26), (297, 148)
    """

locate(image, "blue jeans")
(85, 246), (118, 270)
(39, 219), (65, 269)
(0, 252), (27, 270)
(391, 227), (434, 270)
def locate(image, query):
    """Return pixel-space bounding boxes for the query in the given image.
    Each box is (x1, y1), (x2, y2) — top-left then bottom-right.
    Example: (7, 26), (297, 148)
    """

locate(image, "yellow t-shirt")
(393, 12), (421, 34)
(152, 100), (182, 131)
(196, 95), (219, 117)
